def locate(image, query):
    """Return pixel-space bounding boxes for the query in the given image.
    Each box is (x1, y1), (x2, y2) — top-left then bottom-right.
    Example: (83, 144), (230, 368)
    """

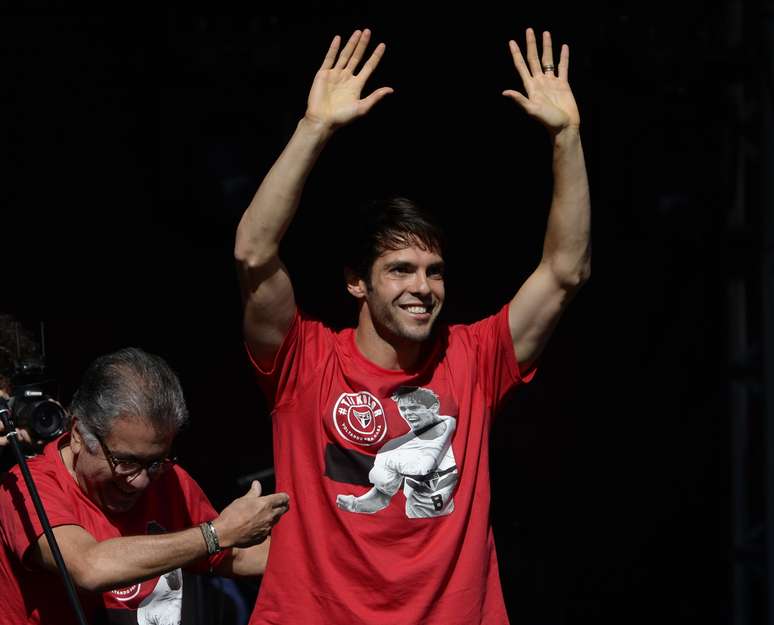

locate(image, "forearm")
(235, 117), (334, 267)
(52, 526), (210, 593)
(214, 540), (270, 577)
(541, 127), (591, 287)
(33, 481), (289, 592)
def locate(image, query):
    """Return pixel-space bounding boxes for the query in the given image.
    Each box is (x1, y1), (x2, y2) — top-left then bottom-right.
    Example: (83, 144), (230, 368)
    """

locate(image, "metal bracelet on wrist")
(200, 520), (221, 555)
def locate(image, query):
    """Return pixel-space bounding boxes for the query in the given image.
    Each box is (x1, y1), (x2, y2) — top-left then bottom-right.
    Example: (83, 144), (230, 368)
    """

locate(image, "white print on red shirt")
(332, 391), (388, 446)
(336, 386), (459, 518)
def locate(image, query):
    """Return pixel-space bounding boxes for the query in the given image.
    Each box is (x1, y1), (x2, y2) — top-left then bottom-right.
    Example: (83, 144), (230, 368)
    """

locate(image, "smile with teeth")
(401, 304), (432, 315)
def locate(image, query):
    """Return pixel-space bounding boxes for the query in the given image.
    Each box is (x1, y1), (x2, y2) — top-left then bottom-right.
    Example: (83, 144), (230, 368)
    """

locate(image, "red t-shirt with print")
(248, 304), (533, 625)
(0, 434), (227, 625)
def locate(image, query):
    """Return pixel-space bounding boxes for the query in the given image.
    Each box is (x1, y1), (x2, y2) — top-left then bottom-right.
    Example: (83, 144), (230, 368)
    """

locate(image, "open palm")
(503, 28), (580, 133)
(306, 29), (393, 129)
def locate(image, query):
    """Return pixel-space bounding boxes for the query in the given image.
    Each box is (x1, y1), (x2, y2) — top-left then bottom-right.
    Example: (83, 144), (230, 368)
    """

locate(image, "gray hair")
(69, 347), (189, 451)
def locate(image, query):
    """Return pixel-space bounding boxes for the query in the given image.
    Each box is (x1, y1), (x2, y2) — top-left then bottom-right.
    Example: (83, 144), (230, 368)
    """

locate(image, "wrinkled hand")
(213, 481), (289, 548)
(305, 28), (393, 130)
(503, 28), (580, 134)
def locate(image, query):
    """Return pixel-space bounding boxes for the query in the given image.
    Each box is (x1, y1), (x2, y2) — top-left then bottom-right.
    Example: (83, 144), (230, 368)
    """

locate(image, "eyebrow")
(383, 261), (415, 271)
(383, 261), (445, 272)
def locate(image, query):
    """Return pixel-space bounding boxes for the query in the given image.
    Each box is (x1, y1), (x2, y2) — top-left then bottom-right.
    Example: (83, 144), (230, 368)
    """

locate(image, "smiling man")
(235, 27), (590, 625)
(0, 347), (289, 625)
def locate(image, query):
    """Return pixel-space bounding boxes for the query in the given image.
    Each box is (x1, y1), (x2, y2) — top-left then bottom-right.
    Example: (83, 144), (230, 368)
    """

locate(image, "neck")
(59, 439), (78, 482)
(355, 309), (425, 371)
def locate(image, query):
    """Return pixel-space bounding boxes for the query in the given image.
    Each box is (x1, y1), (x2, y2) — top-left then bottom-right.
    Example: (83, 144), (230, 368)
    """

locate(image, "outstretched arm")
(235, 29), (393, 368)
(26, 481), (289, 590)
(502, 28), (591, 372)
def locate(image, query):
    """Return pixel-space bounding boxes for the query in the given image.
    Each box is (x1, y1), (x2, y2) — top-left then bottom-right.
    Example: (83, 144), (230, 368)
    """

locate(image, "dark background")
(2, 3), (769, 624)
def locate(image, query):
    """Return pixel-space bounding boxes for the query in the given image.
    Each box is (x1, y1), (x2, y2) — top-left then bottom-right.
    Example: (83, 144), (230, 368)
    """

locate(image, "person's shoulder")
(5, 439), (62, 480)
(0, 447), (64, 507)
(143, 463), (201, 507)
(442, 317), (481, 349)
(447, 305), (509, 341)
(163, 463), (206, 493)
(296, 309), (345, 340)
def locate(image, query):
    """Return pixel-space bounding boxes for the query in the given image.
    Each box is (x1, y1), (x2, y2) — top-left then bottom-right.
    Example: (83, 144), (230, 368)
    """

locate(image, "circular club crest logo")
(333, 391), (388, 446)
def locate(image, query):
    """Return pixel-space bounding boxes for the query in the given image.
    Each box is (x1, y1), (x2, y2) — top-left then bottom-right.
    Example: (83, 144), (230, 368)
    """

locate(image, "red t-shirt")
(248, 304), (533, 625)
(0, 434), (227, 625)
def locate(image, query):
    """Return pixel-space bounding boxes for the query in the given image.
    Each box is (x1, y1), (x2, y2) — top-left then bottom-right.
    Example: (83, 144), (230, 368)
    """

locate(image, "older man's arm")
(25, 482), (288, 590)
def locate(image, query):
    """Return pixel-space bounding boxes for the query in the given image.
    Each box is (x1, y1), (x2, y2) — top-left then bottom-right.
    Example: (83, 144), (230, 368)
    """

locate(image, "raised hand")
(503, 28), (580, 134)
(305, 29), (393, 130)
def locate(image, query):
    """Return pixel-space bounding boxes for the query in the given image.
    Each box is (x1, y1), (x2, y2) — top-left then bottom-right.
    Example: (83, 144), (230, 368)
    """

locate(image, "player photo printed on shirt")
(136, 570), (183, 625)
(105, 521), (184, 624)
(336, 386), (458, 518)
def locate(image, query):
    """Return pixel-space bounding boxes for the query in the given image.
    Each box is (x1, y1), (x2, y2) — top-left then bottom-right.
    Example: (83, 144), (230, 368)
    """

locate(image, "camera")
(9, 391), (67, 442)
(0, 318), (68, 447)
(9, 361), (68, 442)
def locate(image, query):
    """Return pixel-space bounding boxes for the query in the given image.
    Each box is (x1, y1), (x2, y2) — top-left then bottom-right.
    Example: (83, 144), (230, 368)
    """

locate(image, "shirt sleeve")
(245, 310), (335, 410)
(368, 459), (402, 497)
(467, 303), (537, 410)
(172, 467), (231, 574)
(0, 461), (82, 563)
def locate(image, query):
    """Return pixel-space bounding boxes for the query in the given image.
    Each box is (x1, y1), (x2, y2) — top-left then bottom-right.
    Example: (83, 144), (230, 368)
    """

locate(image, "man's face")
(397, 397), (440, 431)
(363, 245), (445, 344)
(71, 416), (174, 514)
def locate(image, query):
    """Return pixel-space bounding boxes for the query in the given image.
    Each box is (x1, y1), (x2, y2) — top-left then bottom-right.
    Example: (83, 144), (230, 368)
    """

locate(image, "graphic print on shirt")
(136, 569), (183, 625)
(333, 391), (388, 446)
(335, 386), (458, 518)
(105, 520), (183, 624)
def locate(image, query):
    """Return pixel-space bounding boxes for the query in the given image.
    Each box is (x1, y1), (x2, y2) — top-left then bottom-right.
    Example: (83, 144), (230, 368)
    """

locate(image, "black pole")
(0, 400), (90, 625)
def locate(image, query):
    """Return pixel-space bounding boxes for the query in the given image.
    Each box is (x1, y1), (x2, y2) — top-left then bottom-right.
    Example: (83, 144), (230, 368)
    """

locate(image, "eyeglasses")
(93, 431), (175, 481)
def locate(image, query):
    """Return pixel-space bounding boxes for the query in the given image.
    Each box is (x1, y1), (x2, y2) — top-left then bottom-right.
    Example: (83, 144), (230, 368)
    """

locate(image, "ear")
(69, 417), (83, 455)
(345, 268), (368, 299)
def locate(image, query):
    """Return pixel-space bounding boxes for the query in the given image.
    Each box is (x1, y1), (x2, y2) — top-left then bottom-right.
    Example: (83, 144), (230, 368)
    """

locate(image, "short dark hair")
(344, 197), (445, 284)
(69, 347), (189, 451)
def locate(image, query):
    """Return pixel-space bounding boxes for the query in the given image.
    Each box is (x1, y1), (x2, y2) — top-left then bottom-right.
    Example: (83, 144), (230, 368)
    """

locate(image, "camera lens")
(13, 396), (67, 441)
(29, 400), (66, 439)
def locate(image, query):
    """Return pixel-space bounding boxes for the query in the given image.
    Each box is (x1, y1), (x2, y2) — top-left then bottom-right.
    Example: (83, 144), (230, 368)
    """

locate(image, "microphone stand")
(0, 399), (90, 625)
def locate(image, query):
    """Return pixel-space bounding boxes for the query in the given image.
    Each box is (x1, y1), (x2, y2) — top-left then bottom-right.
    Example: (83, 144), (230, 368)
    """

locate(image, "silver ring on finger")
(543, 64), (555, 73)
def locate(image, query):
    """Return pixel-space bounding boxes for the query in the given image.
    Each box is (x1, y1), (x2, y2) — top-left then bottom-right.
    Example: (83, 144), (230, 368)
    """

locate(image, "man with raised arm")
(235, 27), (589, 625)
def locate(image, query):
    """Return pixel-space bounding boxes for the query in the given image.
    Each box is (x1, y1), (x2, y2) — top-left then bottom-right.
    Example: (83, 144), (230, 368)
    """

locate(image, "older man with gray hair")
(0, 347), (289, 625)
